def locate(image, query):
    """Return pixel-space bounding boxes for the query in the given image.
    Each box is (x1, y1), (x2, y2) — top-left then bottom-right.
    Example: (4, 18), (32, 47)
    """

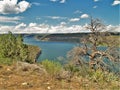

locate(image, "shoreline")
(27, 45), (42, 63)
(35, 50), (42, 62)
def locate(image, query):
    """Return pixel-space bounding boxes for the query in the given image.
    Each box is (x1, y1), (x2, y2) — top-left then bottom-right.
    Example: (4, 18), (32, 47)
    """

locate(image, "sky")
(0, 0), (119, 33)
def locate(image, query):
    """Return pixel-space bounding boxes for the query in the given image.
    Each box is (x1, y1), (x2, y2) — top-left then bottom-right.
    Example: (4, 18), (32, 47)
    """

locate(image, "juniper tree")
(67, 17), (120, 72)
(0, 32), (29, 62)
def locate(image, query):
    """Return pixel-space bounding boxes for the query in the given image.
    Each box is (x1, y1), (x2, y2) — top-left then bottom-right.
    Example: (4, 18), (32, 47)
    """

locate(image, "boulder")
(56, 70), (72, 81)
(14, 61), (46, 75)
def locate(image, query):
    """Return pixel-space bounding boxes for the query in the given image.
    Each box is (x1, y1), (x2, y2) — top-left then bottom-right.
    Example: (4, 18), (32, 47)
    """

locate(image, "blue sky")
(0, 0), (119, 33)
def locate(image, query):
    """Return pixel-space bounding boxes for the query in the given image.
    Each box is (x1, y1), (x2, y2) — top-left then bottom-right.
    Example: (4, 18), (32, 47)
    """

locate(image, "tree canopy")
(0, 32), (29, 63)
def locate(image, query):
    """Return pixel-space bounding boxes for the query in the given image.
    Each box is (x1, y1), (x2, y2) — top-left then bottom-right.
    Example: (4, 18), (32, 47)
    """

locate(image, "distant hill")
(31, 32), (120, 43)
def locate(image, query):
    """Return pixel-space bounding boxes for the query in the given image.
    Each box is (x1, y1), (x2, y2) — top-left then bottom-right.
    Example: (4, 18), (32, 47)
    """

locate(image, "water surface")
(24, 35), (120, 72)
(24, 35), (78, 62)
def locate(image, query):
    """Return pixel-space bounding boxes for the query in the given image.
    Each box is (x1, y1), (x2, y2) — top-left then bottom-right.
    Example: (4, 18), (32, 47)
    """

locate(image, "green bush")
(0, 58), (13, 65)
(84, 69), (119, 89)
(0, 32), (29, 64)
(41, 59), (62, 77)
(64, 64), (80, 76)
(88, 69), (119, 84)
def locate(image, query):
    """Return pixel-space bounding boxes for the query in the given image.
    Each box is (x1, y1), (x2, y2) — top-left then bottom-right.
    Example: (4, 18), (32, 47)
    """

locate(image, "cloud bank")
(0, 23), (119, 34)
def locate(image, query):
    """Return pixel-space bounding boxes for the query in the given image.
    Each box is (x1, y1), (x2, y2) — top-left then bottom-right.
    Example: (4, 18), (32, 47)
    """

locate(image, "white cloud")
(106, 25), (120, 32)
(50, 0), (58, 2)
(46, 16), (67, 20)
(80, 14), (89, 19)
(74, 10), (82, 14)
(69, 18), (80, 22)
(36, 17), (41, 20)
(0, 16), (22, 23)
(0, 25), (14, 33)
(0, 23), (119, 34)
(32, 2), (41, 6)
(93, 6), (98, 8)
(112, 0), (120, 6)
(50, 0), (66, 3)
(0, 0), (31, 14)
(93, 0), (99, 2)
(29, 23), (37, 27)
(15, 23), (26, 29)
(60, 22), (67, 26)
(48, 16), (61, 19)
(60, 0), (66, 3)
(0, 23), (86, 33)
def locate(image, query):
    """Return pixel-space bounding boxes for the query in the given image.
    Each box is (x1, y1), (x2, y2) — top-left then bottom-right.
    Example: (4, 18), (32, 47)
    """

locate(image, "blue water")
(24, 35), (120, 73)
(24, 35), (78, 62)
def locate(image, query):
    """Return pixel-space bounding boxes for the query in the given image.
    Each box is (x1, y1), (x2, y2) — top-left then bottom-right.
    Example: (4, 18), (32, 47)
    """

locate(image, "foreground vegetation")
(0, 18), (120, 90)
(0, 60), (119, 90)
(0, 32), (119, 89)
(0, 32), (41, 65)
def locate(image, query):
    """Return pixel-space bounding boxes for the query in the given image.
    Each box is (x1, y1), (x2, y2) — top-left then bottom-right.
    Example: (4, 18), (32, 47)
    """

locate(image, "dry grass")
(0, 62), (119, 90)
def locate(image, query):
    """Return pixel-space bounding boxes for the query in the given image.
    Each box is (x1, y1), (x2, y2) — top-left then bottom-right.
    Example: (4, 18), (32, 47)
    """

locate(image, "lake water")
(24, 35), (78, 62)
(23, 35), (120, 72)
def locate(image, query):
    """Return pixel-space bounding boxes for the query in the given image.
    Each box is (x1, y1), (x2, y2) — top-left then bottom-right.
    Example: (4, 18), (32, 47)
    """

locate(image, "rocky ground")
(0, 62), (119, 90)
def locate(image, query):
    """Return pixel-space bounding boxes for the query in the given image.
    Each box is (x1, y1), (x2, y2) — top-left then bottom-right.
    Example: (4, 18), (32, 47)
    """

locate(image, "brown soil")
(0, 64), (94, 90)
(0, 63), (119, 90)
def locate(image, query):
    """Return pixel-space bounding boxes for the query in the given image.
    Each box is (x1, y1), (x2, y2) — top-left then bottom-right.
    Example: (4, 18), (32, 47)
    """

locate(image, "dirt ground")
(0, 63), (119, 90)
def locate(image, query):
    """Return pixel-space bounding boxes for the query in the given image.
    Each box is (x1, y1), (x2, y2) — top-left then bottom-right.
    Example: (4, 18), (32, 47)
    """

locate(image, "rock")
(7, 68), (11, 71)
(47, 86), (51, 90)
(22, 82), (28, 86)
(14, 61), (47, 75)
(56, 70), (72, 80)
(21, 82), (33, 87)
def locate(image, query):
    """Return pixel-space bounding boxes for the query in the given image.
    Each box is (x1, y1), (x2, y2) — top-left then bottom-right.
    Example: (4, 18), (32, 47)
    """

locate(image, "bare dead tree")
(67, 17), (120, 72)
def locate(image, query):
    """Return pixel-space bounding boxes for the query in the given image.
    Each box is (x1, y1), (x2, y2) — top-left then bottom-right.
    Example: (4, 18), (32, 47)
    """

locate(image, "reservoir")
(24, 35), (78, 62)
(23, 35), (120, 72)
